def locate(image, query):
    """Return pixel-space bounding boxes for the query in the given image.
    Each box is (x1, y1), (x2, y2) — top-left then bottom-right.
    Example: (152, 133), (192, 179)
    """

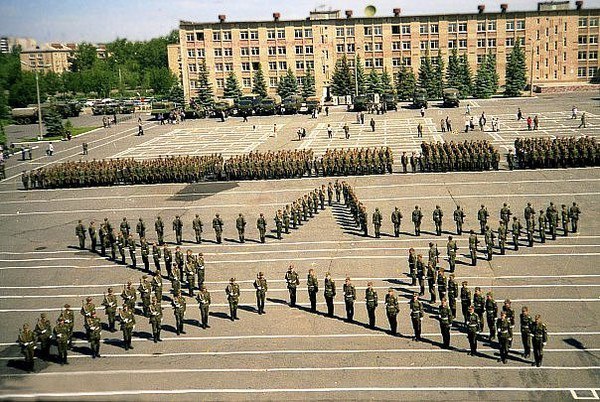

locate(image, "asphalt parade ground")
(0, 93), (598, 400)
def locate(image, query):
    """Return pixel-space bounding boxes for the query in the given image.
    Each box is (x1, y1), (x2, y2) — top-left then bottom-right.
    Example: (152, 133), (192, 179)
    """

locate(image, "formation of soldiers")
(512, 136), (599, 169)
(402, 140), (501, 173)
(21, 147), (393, 190)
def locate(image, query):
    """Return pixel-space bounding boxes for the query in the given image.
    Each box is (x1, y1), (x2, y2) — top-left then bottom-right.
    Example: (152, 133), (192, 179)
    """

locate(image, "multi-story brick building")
(170, 1), (600, 101)
(19, 43), (108, 74)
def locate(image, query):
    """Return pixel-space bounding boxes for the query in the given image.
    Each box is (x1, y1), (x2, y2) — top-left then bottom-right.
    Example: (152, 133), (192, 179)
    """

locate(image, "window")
(216, 78), (224, 88)
(578, 51), (587, 60)
(242, 77), (251, 88)
(305, 45), (313, 54)
(251, 47), (259, 56)
(225, 63), (233, 71)
(364, 43), (372, 52)
(215, 63), (223, 72)
(564, 66), (567, 75)
(374, 26), (382, 35)
(268, 46), (276, 55)
(346, 43), (354, 52)
(392, 25), (401, 35)
(564, 52), (567, 61)
(196, 32), (204, 41)
(306, 60), (314, 69)
(187, 49), (196, 57)
(578, 67), (586, 77)
(295, 29), (303, 38)
(374, 42), (383, 51)
(223, 48), (232, 56)
(277, 29), (285, 39)
(214, 48), (222, 56)
(250, 30), (259, 39)
(516, 20), (525, 30)
(402, 57), (412, 66)
(346, 27), (354, 36)
(197, 48), (205, 57)
(186, 33), (194, 42)
(188, 63), (197, 72)
(336, 27), (344, 37)
(420, 41), (428, 50)
(590, 66), (598, 77)
(374, 58), (383, 67)
(488, 21), (496, 31)
(545, 27), (549, 36)
(458, 22), (467, 33)
(545, 42), (549, 51)
(420, 24), (428, 34)
(590, 18), (599, 27)
(430, 40), (439, 49)
(402, 41), (411, 50)
(590, 35), (599, 44)
(458, 39), (467, 48)
(554, 41), (558, 50)
(448, 40), (456, 48)
(477, 54), (485, 64)
(564, 37), (567, 46)
(305, 28), (313, 38)
(222, 31), (231, 40)
(448, 23), (457, 33)
(213, 32), (221, 41)
(277, 46), (286, 55)
(336, 44), (345, 53)
(296, 77), (304, 85)
(545, 58), (548, 67)
(278, 61), (287, 70)
(365, 59), (373, 68)
(296, 45), (303, 54)
(506, 21), (515, 31)
(589, 51), (598, 60)
(554, 55), (558, 64)
(392, 41), (401, 50)
(488, 38), (496, 47)
(241, 62), (251, 71)
(269, 77), (278, 87)
(430, 24), (439, 33)
(392, 58), (401, 66)
(402, 25), (411, 34)
(190, 80), (197, 89)
(477, 38), (486, 48)
(267, 30), (275, 39)
(268, 61), (277, 70)
(505, 37), (514, 47)
(477, 21), (486, 32)
(296, 60), (304, 69)
(364, 26), (373, 36)
(240, 31), (249, 40)
(555, 25), (558, 34)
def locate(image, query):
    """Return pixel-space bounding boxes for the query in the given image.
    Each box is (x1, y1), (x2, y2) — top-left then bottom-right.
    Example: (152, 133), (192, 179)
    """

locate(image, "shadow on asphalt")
(169, 182), (239, 202)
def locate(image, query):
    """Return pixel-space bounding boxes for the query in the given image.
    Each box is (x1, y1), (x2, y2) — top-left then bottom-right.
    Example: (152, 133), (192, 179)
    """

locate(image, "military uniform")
(477, 205), (489, 235)
(447, 237), (457, 272)
(196, 254), (205, 289)
(127, 236), (136, 267)
(172, 292), (187, 334)
(155, 217), (165, 245)
(121, 282), (137, 312)
(385, 290), (399, 334)
(408, 249), (417, 285)
(473, 289), (485, 332)
(174, 247), (184, 282)
(275, 211), (283, 240)
(409, 295), (424, 341)
(412, 206), (423, 236)
(460, 283), (472, 323)
(485, 293), (498, 340)
(343, 279), (356, 321)
(426, 263), (437, 303)
(324, 274), (336, 317)
(80, 298), (96, 337)
(236, 214), (246, 243)
(496, 314), (511, 363)
(196, 286), (211, 328)
(226, 279), (240, 320)
(173, 216), (183, 245)
(253, 273), (268, 314)
(433, 205), (444, 236)
(520, 309), (534, 358)
(149, 298), (163, 343)
(87, 313), (102, 358)
(466, 308), (480, 355)
(391, 207), (403, 237)
(136, 218), (146, 242)
(569, 202), (581, 233)
(119, 306), (136, 349)
(498, 221), (507, 254)
(468, 231), (479, 266)
(453, 206), (465, 235)
(53, 318), (70, 364)
(531, 316), (548, 367)
(438, 301), (453, 348)
(101, 289), (118, 331)
(212, 214), (224, 243)
(152, 272), (163, 302)
(285, 267), (300, 307)
(59, 305), (74, 348)
(512, 217), (523, 250)
(372, 208), (383, 238)
(416, 255), (426, 296)
(88, 222), (98, 252)
(34, 314), (52, 359)
(18, 324), (36, 370)
(138, 276), (152, 315)
(76, 220), (86, 249)
(365, 283), (378, 328)
(307, 270), (319, 312)
(163, 245), (173, 278)
(192, 215), (203, 243)
(447, 276), (458, 320)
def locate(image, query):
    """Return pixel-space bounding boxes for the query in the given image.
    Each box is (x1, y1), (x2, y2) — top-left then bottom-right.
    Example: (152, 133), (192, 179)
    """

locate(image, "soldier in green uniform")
(547, 202), (559, 240)
(437, 268), (448, 302)
(433, 205), (443, 236)
(212, 214), (224, 243)
(285, 265), (300, 307)
(76, 220), (86, 249)
(192, 214), (203, 244)
(391, 207), (402, 237)
(472, 287), (485, 332)
(21, 171), (29, 190)
(155, 216), (165, 245)
(497, 220), (507, 254)
(307, 269), (319, 312)
(365, 281), (378, 328)
(468, 230), (479, 266)
(531, 314), (548, 367)
(446, 236), (457, 273)
(409, 293), (424, 341)
(447, 274), (458, 321)
(101, 288), (118, 332)
(416, 254), (426, 296)
(520, 306), (533, 358)
(88, 221), (98, 252)
(98, 224), (107, 256)
(116, 232), (126, 264)
(324, 272), (336, 317)
(53, 317), (70, 365)
(561, 204), (569, 236)
(500, 203), (512, 226)
(149, 297), (163, 343)
(120, 217), (131, 238)
(196, 253), (205, 289)
(412, 205), (423, 236)
(59, 304), (74, 348)
(283, 206), (291, 234)
(151, 242), (161, 272)
(438, 298), (452, 349)
(127, 235), (136, 268)
(171, 264), (181, 298)
(453, 206), (465, 235)
(18, 323), (36, 370)
(569, 202), (581, 233)
(256, 213), (267, 243)
(109, 229), (118, 261)
(172, 290), (187, 334)
(426, 262), (437, 303)
(173, 215), (183, 245)
(477, 205), (489, 235)
(136, 217), (146, 242)
(253, 272), (268, 314)
(466, 305), (480, 356)
(496, 311), (511, 363)
(121, 281), (137, 312)
(408, 248), (417, 285)
(87, 311), (102, 358)
(236, 213), (246, 243)
(173, 246), (184, 282)
(485, 292), (498, 340)
(502, 299), (516, 348)
(184, 250), (196, 296)
(34, 313), (52, 360)
(372, 208), (383, 238)
(138, 275), (152, 316)
(512, 217), (523, 250)
(119, 304), (135, 349)
(327, 183), (334, 206)
(163, 244), (173, 279)
(484, 226), (495, 260)
(385, 288), (399, 335)
(460, 281), (472, 324)
(80, 297), (96, 337)
(196, 285), (211, 328)
(343, 277), (356, 321)
(152, 270), (163, 302)
(275, 210), (283, 240)
(226, 278), (240, 321)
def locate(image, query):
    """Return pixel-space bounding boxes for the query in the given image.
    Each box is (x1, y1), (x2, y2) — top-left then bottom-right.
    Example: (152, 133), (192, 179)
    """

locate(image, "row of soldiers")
(18, 266), (548, 369)
(512, 136), (599, 169)
(405, 140), (501, 173)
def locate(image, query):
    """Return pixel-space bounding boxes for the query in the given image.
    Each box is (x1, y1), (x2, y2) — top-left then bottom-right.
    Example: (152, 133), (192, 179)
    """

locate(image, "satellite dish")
(365, 5), (376, 17)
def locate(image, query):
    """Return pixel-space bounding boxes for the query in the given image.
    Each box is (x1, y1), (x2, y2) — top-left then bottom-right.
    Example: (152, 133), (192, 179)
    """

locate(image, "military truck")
(256, 96), (282, 115)
(442, 88), (460, 107)
(150, 101), (175, 119)
(119, 101), (135, 114)
(382, 93), (398, 111)
(352, 95), (371, 112)
(92, 101), (119, 116)
(11, 107), (40, 125)
(281, 95), (303, 114)
(412, 88), (428, 109)
(53, 101), (82, 118)
(184, 101), (206, 119)
(211, 99), (235, 118)
(11, 101), (81, 124)
(236, 94), (261, 117)
(303, 96), (321, 114)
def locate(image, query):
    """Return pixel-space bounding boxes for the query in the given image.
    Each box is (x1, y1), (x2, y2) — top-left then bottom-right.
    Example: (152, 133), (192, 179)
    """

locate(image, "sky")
(1, 0), (599, 44)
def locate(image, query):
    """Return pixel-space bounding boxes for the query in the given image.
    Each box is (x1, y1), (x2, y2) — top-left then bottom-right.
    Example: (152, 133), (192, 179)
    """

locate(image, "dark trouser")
(374, 224), (381, 238)
(440, 323), (451, 348)
(229, 301), (238, 320)
(456, 222), (462, 235)
(91, 237), (97, 251)
(259, 230), (265, 243)
(57, 341), (68, 363)
(562, 221), (568, 236)
(487, 315), (496, 339)
(539, 227), (546, 242)
(107, 311), (116, 331)
(394, 224), (400, 237)
(78, 236), (85, 249)
(532, 338), (544, 366)
(367, 307), (376, 328)
(461, 303), (470, 323)
(428, 281), (436, 303)
(256, 292), (265, 314)
(40, 338), (51, 359)
(480, 221), (486, 234)
(200, 305), (209, 328)
(550, 225), (556, 240)
(215, 231), (222, 243)
(142, 255), (149, 271)
(90, 338), (100, 357)
(165, 260), (172, 278)
(129, 251), (136, 267)
(345, 300), (354, 321)
(151, 319), (161, 342)
(412, 317), (421, 340)
(449, 299), (457, 320)
(418, 278), (425, 296)
(477, 311), (484, 332)
(571, 218), (578, 233)
(487, 244), (493, 260)
(195, 230), (202, 243)
(122, 327), (133, 349)
(157, 232), (164, 245)
(175, 312), (185, 333)
(435, 222), (442, 236)
(409, 266), (416, 285)
(153, 258), (160, 272)
(238, 229), (244, 242)
(470, 248), (477, 265)
(325, 296), (334, 316)
(289, 288), (297, 307)
(499, 336), (510, 362)
(22, 346), (34, 368)
(308, 291), (317, 311)
(414, 223), (420, 236)
(513, 235), (519, 250)
(387, 313), (398, 334)
(467, 331), (478, 354)
(522, 332), (531, 357)
(438, 289), (446, 303)
(449, 254), (456, 272)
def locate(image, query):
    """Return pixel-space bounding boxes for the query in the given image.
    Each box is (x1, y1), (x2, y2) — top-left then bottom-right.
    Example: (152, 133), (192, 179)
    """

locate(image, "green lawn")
(25, 126), (100, 142)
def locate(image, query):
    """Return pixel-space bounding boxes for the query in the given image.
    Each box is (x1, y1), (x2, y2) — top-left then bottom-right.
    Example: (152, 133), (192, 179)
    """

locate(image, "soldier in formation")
(253, 272), (268, 315)
(514, 136), (598, 169)
(419, 140), (500, 173)
(343, 277), (356, 321)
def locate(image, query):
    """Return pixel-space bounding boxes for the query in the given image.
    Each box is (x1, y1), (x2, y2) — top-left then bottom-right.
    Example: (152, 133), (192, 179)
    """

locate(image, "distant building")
(0, 36), (37, 54)
(170, 1), (600, 101)
(19, 42), (108, 74)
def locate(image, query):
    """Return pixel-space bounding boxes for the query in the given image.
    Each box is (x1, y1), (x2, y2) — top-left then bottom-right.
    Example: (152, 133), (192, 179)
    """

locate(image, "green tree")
(395, 65), (416, 101)
(505, 41), (527, 97)
(353, 55), (366, 96)
(7, 72), (38, 107)
(0, 89), (9, 120)
(473, 55), (494, 99)
(458, 55), (473, 98)
(43, 108), (64, 138)
(195, 59), (214, 107)
(169, 85), (185, 106)
(446, 49), (462, 91)
(252, 63), (268, 98)
(433, 55), (445, 99)
(70, 43), (99, 72)
(487, 52), (499, 95)
(331, 55), (353, 97)
(418, 54), (435, 99)
(380, 68), (393, 94)
(277, 68), (298, 99)
(41, 71), (64, 95)
(224, 72), (243, 101)
(366, 69), (382, 95)
(143, 67), (175, 96)
(301, 67), (316, 98)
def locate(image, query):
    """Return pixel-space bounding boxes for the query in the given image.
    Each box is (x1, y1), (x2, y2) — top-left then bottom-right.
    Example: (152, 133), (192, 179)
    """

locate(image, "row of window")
(577, 66), (598, 77)
(578, 35), (600, 44)
(579, 18), (600, 27)
(186, 28), (315, 42)
(578, 50), (599, 60)
(206, 76), (309, 89)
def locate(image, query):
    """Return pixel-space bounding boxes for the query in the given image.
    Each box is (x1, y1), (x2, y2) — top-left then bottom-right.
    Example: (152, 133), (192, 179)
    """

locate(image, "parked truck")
(442, 88), (460, 107)
(281, 95), (303, 114)
(256, 96), (282, 115)
(412, 88), (428, 109)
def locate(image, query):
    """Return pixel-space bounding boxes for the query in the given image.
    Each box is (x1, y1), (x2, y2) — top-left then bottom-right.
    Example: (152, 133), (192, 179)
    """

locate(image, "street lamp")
(354, 45), (361, 98)
(529, 38), (539, 97)
(20, 60), (44, 140)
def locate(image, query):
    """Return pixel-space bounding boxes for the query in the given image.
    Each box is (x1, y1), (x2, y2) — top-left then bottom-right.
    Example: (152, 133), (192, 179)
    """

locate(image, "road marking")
(571, 389), (600, 400)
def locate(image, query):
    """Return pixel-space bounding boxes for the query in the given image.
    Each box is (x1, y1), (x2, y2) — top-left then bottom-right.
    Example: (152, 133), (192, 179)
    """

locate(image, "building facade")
(171, 1), (600, 101)
(19, 43), (76, 74)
